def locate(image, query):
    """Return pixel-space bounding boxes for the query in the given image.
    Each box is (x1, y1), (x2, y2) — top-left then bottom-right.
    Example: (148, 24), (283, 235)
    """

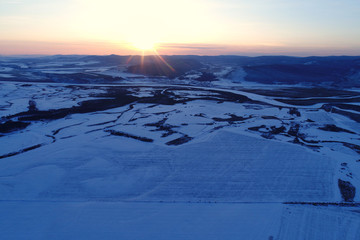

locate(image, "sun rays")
(126, 42), (175, 73)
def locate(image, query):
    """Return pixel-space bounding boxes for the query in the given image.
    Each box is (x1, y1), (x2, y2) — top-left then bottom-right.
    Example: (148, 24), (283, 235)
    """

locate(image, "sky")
(0, 0), (360, 56)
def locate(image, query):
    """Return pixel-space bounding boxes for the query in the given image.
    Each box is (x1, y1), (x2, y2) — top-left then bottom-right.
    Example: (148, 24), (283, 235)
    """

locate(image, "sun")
(131, 40), (156, 52)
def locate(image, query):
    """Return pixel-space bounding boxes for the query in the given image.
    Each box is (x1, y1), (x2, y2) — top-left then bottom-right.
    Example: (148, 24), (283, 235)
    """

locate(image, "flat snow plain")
(0, 82), (359, 239)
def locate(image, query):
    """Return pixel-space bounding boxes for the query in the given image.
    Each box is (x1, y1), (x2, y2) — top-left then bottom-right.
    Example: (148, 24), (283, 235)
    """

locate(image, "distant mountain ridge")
(0, 54), (359, 87)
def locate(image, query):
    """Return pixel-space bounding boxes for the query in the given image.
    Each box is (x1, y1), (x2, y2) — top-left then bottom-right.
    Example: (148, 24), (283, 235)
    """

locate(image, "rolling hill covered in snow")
(0, 55), (360, 239)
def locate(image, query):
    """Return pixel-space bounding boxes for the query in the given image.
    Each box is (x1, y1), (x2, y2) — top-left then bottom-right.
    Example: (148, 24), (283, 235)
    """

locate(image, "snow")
(40, 70), (81, 74)
(0, 202), (284, 240)
(0, 67), (13, 72)
(144, 130), (335, 202)
(0, 128), (334, 202)
(1, 202), (359, 240)
(0, 80), (359, 239)
(0, 73), (14, 78)
(278, 205), (360, 240)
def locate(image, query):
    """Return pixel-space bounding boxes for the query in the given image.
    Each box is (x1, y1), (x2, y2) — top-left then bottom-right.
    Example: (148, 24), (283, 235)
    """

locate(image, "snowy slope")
(0, 81), (360, 239)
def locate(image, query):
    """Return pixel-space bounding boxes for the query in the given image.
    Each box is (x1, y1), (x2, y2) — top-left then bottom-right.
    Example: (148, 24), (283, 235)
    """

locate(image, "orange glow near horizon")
(1, 0), (360, 56)
(1, 40), (360, 57)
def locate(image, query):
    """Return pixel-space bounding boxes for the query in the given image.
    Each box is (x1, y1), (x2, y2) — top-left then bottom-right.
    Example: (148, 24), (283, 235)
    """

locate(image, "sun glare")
(131, 40), (156, 52)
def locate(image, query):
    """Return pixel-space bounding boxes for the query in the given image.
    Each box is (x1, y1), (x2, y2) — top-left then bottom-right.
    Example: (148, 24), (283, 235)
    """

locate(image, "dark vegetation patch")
(137, 87), (253, 106)
(277, 97), (360, 106)
(242, 57), (360, 87)
(197, 122), (214, 126)
(319, 140), (360, 154)
(285, 202), (360, 207)
(287, 124), (300, 137)
(261, 132), (274, 139)
(270, 126), (286, 134)
(243, 105), (263, 110)
(79, 54), (131, 66)
(252, 125), (287, 137)
(0, 120), (30, 133)
(249, 123), (318, 146)
(166, 135), (193, 146)
(210, 125), (226, 132)
(152, 110), (177, 116)
(321, 104), (360, 123)
(248, 125), (266, 131)
(210, 90), (252, 103)
(129, 114), (152, 122)
(28, 100), (38, 112)
(333, 109), (360, 123)
(3, 86), (254, 134)
(45, 134), (56, 143)
(52, 122), (84, 135)
(105, 130), (153, 142)
(242, 88), (360, 99)
(299, 138), (320, 144)
(195, 72), (218, 82)
(261, 116), (279, 120)
(0, 144), (43, 159)
(288, 108), (301, 117)
(291, 137), (322, 150)
(342, 143), (360, 154)
(85, 128), (103, 134)
(194, 113), (207, 118)
(331, 104), (360, 113)
(7, 89), (138, 122)
(87, 120), (115, 127)
(60, 135), (76, 139)
(318, 124), (356, 134)
(338, 179), (356, 202)
(213, 114), (252, 123)
(243, 64), (341, 84)
(44, 72), (124, 84)
(144, 118), (178, 137)
(139, 90), (179, 105)
(127, 56), (203, 79)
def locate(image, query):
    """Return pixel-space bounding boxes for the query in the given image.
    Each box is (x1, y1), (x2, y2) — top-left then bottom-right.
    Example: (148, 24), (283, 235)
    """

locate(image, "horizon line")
(1, 53), (360, 58)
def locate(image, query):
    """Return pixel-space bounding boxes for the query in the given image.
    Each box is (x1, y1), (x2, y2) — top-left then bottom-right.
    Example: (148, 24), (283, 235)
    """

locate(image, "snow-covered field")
(0, 80), (359, 239)
(1, 202), (359, 240)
